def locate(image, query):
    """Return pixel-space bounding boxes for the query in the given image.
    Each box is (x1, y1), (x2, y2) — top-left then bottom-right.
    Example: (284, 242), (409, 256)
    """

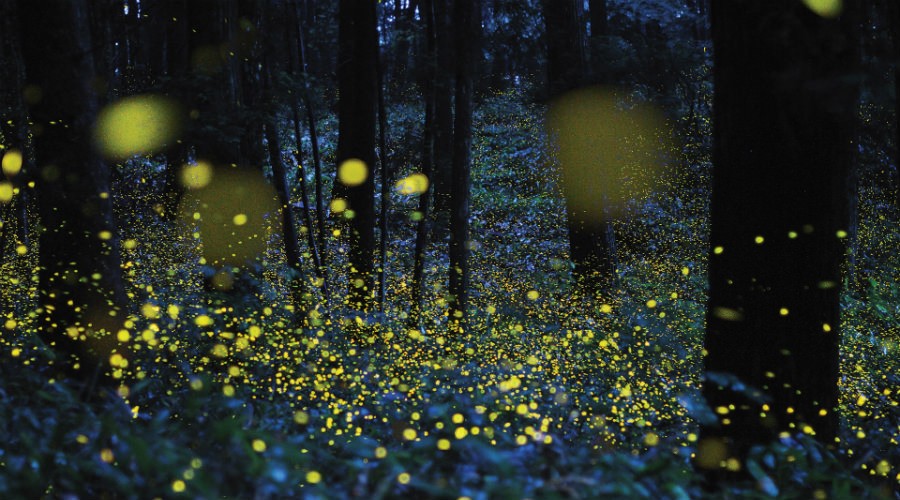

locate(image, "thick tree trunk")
(334, 0), (378, 311)
(891, 1), (900, 209)
(543, 0), (618, 297)
(702, 0), (858, 471)
(431, 0), (454, 220)
(448, 0), (476, 330)
(17, 0), (127, 385)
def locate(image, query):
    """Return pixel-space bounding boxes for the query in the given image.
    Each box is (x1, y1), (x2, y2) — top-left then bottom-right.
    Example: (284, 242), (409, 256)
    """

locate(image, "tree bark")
(448, 0), (476, 330)
(702, 0), (858, 472)
(430, 0), (454, 220)
(334, 0), (378, 311)
(17, 0), (127, 385)
(412, 0), (438, 322)
(543, 0), (618, 297)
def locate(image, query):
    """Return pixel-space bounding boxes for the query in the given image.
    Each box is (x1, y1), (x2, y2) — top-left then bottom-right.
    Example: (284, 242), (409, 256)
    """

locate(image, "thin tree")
(17, 0), (128, 388)
(542, 0), (618, 297)
(447, 0), (476, 330)
(288, 0), (328, 295)
(701, 0), (859, 474)
(334, 0), (378, 311)
(411, 0), (438, 321)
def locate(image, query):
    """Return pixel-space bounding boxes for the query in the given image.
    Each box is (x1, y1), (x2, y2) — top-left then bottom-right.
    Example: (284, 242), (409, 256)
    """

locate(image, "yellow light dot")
(252, 439), (266, 452)
(803, 0), (842, 18)
(11, 348), (21, 357)
(223, 384), (235, 397)
(713, 246), (724, 254)
(0, 182), (13, 203)
(779, 308), (789, 316)
(681, 267), (689, 276)
(397, 472), (411, 485)
(599, 304), (612, 313)
(452, 413), (464, 424)
(4, 319), (17, 330)
(94, 94), (182, 160)
(98, 230), (112, 240)
(788, 231), (798, 239)
(454, 427), (468, 439)
(644, 432), (659, 446)
(100, 448), (114, 463)
(403, 428), (417, 440)
(195, 315), (214, 327)
(375, 446), (387, 458)
(294, 411), (309, 424)
(338, 158), (368, 186)
(180, 161), (213, 189)
(330, 198), (347, 213)
(526, 290), (539, 300)
(172, 479), (186, 493)
(646, 299), (657, 309)
(822, 323), (832, 332)
(123, 239), (138, 250)
(15, 244), (27, 255)
(232, 213), (248, 226)
(76, 434), (89, 444)
(1, 149), (23, 177)
(836, 230), (848, 239)
(306, 470), (322, 484)
(141, 303), (161, 319)
(754, 236), (764, 244)
(437, 438), (451, 450)
(486, 305), (496, 314)
(395, 173), (429, 195)
(712, 306), (743, 321)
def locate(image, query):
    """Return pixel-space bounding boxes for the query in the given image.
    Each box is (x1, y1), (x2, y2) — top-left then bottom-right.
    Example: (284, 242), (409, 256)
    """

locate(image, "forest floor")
(1, 90), (899, 498)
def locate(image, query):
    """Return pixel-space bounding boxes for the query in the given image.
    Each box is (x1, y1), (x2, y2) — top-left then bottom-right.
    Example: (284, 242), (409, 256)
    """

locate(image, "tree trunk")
(430, 0), (454, 220)
(448, 0), (476, 330)
(702, 0), (858, 473)
(891, 0), (900, 209)
(17, 0), (127, 386)
(543, 0), (618, 297)
(334, 0), (378, 311)
(411, 0), (438, 322)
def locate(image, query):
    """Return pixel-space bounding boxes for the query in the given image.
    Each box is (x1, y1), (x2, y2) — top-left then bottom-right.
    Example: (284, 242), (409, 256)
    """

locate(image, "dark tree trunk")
(266, 120), (307, 311)
(702, 0), (859, 472)
(411, 0), (438, 321)
(17, 0), (127, 385)
(161, 0), (190, 220)
(448, 0), (476, 329)
(588, 0), (608, 39)
(430, 0), (454, 220)
(290, 0), (329, 292)
(890, 0), (900, 209)
(543, 0), (618, 297)
(334, 0), (378, 311)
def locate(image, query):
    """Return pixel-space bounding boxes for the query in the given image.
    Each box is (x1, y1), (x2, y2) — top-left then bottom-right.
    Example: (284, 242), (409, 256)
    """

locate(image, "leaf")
(746, 459), (779, 497)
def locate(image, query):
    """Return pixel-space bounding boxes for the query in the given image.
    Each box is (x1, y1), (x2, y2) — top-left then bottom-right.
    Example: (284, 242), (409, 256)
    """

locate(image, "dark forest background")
(1, 0), (899, 498)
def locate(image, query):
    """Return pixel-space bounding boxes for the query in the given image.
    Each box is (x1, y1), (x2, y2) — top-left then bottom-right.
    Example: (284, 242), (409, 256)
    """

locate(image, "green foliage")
(1, 85), (898, 500)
